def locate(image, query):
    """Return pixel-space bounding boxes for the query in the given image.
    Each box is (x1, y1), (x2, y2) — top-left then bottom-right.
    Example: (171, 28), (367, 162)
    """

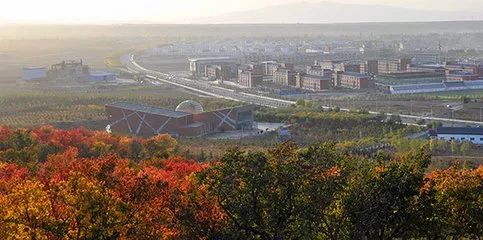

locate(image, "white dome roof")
(175, 100), (204, 114)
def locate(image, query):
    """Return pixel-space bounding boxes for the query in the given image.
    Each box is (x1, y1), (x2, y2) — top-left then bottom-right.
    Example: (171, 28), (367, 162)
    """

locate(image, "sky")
(1, 0), (482, 24)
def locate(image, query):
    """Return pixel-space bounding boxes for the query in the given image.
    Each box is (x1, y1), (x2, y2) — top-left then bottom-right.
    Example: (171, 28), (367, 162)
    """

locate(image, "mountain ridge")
(196, 1), (482, 24)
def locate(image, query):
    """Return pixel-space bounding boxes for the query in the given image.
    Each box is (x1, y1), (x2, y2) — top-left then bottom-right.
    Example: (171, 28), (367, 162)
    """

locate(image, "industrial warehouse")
(105, 100), (255, 137)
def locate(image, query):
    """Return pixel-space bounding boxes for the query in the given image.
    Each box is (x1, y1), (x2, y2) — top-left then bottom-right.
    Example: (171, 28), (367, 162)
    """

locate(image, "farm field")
(0, 82), (238, 129)
(322, 91), (483, 122)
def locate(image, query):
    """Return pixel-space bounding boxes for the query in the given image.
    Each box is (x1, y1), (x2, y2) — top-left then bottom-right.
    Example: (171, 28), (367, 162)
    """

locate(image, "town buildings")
(446, 71), (480, 81)
(339, 72), (374, 89)
(189, 57), (238, 76)
(409, 51), (441, 64)
(445, 62), (483, 78)
(205, 64), (237, 81)
(273, 67), (296, 86)
(261, 61), (279, 76)
(296, 73), (332, 91)
(239, 70), (263, 88)
(377, 58), (411, 73)
(361, 60), (379, 75)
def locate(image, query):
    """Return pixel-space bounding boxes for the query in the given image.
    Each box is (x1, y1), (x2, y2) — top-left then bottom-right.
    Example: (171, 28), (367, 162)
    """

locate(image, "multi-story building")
(339, 72), (374, 89)
(306, 65), (325, 77)
(273, 68), (296, 86)
(317, 60), (362, 73)
(378, 58), (411, 73)
(279, 63), (294, 71)
(332, 71), (344, 87)
(244, 63), (264, 75)
(343, 63), (362, 73)
(205, 65), (221, 80)
(318, 60), (345, 72)
(204, 64), (237, 81)
(410, 51), (441, 64)
(445, 62), (483, 78)
(261, 61), (279, 76)
(238, 70), (263, 88)
(361, 60), (379, 75)
(446, 71), (480, 81)
(296, 73), (332, 91)
(189, 57), (238, 76)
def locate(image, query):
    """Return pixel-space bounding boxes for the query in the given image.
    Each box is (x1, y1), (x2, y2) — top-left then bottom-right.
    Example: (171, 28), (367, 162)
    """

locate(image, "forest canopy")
(0, 126), (481, 239)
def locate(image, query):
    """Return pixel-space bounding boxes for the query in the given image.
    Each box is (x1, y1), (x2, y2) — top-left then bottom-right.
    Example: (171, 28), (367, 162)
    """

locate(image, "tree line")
(0, 126), (481, 239)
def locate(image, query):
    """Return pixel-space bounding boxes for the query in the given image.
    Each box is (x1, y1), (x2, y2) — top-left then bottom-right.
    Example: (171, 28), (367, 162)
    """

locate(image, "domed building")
(106, 101), (254, 137)
(175, 100), (204, 114)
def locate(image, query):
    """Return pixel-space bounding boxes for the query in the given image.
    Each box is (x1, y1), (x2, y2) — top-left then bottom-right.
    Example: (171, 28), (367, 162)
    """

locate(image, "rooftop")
(342, 72), (370, 77)
(409, 64), (445, 69)
(188, 57), (235, 62)
(23, 67), (46, 70)
(90, 71), (116, 77)
(303, 74), (331, 80)
(107, 102), (192, 118)
(379, 71), (443, 77)
(435, 127), (483, 136)
(447, 71), (478, 76)
(390, 83), (445, 91)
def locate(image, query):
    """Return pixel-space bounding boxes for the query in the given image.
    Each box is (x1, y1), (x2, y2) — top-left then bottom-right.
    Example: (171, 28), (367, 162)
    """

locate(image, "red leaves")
(0, 162), (29, 192)
(0, 126), (222, 239)
(0, 126), (13, 142)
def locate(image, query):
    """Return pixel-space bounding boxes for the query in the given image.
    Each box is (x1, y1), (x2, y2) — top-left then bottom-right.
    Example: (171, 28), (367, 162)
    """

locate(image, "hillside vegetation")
(0, 126), (480, 239)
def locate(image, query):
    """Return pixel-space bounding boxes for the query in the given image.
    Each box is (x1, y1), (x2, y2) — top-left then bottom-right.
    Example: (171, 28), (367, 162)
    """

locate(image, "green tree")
(451, 140), (458, 154)
(201, 142), (345, 240)
(337, 147), (432, 240)
(295, 98), (306, 108)
(460, 141), (472, 155)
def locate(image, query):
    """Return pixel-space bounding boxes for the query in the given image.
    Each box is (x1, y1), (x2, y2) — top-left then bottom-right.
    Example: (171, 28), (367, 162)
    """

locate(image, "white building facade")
(22, 67), (47, 81)
(431, 127), (483, 145)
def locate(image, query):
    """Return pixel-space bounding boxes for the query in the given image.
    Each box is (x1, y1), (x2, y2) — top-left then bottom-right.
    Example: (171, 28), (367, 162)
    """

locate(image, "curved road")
(121, 53), (483, 127)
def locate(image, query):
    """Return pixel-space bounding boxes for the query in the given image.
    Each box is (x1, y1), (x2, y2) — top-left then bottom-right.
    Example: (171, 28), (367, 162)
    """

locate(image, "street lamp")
(446, 104), (455, 126)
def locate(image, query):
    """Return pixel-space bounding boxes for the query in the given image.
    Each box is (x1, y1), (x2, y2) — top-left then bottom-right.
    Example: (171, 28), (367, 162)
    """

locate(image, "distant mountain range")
(197, 1), (482, 24)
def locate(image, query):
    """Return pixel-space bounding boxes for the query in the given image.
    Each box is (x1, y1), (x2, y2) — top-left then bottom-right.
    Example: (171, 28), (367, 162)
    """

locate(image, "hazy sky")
(1, 0), (482, 24)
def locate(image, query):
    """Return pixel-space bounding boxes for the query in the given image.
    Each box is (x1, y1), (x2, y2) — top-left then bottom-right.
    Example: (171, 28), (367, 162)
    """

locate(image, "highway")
(121, 54), (294, 108)
(121, 53), (483, 127)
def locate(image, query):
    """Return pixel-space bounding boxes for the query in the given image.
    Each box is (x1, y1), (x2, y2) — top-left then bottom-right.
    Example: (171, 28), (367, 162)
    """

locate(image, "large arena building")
(105, 101), (254, 137)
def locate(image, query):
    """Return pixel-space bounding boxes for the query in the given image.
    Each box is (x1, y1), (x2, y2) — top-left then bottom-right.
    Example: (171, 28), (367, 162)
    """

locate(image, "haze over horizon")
(1, 0), (482, 24)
